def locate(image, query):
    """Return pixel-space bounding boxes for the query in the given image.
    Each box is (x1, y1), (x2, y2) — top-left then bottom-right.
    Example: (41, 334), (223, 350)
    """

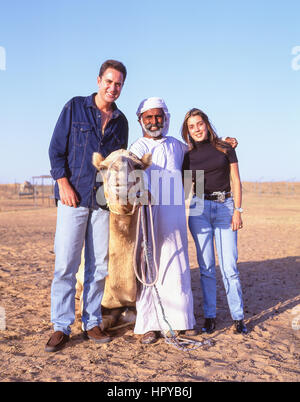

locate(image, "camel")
(19, 181), (34, 196)
(76, 149), (152, 330)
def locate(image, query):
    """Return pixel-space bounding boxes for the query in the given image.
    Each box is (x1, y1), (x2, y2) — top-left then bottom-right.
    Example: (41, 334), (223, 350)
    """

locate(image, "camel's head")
(93, 149), (152, 215)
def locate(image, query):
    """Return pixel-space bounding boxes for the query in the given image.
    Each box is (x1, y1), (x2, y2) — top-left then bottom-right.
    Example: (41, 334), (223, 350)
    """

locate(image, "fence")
(0, 176), (55, 212)
(31, 175), (55, 207)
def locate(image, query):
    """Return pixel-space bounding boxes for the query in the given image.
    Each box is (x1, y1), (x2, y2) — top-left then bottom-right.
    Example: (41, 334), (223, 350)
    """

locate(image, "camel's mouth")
(105, 179), (143, 215)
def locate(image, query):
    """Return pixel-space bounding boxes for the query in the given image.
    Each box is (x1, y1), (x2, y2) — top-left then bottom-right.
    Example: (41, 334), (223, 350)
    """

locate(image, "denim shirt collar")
(84, 93), (122, 119)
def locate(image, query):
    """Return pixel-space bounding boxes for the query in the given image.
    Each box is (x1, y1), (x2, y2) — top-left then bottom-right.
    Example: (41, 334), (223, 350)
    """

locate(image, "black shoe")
(234, 320), (248, 334)
(202, 318), (216, 334)
(140, 331), (160, 344)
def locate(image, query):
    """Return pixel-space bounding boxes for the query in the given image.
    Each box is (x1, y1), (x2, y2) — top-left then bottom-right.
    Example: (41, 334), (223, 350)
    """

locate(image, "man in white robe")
(129, 97), (196, 344)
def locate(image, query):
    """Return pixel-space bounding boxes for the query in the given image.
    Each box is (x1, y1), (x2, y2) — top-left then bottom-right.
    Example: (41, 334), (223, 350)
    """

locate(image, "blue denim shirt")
(49, 93), (128, 208)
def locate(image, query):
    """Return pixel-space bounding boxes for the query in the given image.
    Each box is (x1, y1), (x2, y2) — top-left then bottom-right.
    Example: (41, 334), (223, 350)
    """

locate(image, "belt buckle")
(212, 191), (225, 203)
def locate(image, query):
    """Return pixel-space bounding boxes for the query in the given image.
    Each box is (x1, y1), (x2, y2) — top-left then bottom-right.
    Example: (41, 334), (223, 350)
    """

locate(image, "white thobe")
(129, 136), (196, 334)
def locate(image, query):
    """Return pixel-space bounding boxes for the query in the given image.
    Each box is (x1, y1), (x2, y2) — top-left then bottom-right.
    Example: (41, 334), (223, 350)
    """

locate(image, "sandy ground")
(0, 183), (299, 382)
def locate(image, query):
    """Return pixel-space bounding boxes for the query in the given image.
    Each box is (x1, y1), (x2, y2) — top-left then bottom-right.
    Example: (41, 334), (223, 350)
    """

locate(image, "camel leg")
(100, 307), (125, 331)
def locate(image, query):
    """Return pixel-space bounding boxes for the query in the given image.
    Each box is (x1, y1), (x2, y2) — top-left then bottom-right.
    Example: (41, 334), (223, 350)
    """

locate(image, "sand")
(0, 183), (299, 382)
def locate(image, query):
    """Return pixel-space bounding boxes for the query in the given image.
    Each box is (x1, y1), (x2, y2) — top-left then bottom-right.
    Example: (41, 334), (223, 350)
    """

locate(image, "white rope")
(133, 202), (159, 287)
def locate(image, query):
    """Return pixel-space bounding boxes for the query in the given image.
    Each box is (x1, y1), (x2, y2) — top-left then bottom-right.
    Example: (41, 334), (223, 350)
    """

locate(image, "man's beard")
(141, 121), (164, 138)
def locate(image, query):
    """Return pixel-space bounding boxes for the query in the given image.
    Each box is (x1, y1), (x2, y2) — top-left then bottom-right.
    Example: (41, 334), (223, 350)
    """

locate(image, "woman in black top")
(182, 108), (247, 334)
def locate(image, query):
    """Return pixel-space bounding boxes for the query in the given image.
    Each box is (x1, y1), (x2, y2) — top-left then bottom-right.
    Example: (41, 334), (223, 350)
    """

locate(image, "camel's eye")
(97, 167), (108, 178)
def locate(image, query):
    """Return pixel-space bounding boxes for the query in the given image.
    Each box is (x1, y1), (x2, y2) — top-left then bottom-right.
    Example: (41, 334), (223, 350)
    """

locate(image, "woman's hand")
(231, 210), (243, 231)
(224, 137), (238, 148)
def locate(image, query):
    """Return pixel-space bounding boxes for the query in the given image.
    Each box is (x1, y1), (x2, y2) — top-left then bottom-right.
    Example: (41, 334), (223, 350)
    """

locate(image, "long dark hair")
(181, 108), (231, 154)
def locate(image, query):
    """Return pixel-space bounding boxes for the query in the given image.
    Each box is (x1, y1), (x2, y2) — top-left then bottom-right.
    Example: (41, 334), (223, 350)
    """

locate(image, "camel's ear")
(141, 153), (152, 169)
(92, 152), (105, 170)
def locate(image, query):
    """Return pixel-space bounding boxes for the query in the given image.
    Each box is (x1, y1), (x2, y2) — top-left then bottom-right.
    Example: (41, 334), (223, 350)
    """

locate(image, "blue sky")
(0, 0), (299, 183)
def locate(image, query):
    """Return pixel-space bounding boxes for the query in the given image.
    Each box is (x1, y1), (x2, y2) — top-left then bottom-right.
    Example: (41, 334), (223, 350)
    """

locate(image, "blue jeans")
(188, 197), (244, 321)
(51, 201), (109, 335)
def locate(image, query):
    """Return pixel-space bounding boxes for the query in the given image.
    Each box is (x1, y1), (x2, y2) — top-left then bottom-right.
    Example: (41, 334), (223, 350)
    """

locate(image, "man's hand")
(57, 177), (79, 207)
(225, 137), (238, 149)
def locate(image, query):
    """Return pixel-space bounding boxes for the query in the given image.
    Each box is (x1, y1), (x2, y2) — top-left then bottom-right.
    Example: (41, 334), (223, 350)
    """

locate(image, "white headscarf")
(136, 97), (170, 137)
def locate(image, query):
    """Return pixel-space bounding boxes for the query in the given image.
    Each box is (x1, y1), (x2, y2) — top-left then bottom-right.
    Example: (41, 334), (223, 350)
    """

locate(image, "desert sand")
(0, 182), (299, 382)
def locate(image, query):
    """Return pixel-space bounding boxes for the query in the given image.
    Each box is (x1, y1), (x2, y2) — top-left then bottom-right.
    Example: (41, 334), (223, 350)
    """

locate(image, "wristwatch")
(234, 207), (243, 213)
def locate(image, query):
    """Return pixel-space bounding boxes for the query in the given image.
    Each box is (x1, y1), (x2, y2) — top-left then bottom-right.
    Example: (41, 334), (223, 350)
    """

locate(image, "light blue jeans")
(51, 201), (109, 335)
(188, 197), (244, 321)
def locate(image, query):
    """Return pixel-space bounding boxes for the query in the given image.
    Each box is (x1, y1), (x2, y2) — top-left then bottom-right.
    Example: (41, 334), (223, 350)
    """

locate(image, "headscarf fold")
(136, 97), (170, 136)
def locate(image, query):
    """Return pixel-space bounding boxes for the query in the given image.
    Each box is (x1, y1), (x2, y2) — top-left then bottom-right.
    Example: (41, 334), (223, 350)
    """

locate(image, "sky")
(0, 0), (299, 183)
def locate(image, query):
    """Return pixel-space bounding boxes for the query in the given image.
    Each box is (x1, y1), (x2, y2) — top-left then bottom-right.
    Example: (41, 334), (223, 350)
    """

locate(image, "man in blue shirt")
(46, 60), (128, 352)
